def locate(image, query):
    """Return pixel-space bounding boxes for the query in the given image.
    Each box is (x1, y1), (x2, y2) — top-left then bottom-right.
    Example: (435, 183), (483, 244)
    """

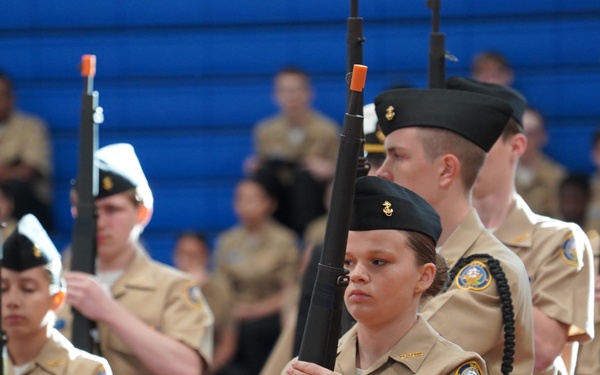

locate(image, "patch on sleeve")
(455, 361), (483, 375)
(95, 365), (107, 375)
(455, 261), (492, 291)
(560, 232), (580, 267)
(184, 281), (204, 310)
(53, 318), (66, 330)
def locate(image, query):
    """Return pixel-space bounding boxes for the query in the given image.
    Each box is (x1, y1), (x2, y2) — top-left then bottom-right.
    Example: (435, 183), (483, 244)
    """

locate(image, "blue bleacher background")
(1, 1), (599, 265)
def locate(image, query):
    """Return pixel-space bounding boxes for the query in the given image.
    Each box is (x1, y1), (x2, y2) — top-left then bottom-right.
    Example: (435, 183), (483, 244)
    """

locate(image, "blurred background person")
(0, 182), (17, 238)
(516, 107), (567, 218)
(244, 66), (340, 236)
(470, 50), (515, 86)
(0, 70), (53, 231)
(172, 231), (238, 373)
(214, 176), (299, 375)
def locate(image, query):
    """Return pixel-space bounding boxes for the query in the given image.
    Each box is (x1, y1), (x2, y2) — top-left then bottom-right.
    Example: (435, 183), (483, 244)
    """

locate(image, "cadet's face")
(234, 181), (273, 226)
(173, 236), (208, 274)
(95, 193), (141, 262)
(2, 267), (54, 338)
(344, 230), (423, 327)
(377, 128), (439, 205)
(273, 73), (312, 115)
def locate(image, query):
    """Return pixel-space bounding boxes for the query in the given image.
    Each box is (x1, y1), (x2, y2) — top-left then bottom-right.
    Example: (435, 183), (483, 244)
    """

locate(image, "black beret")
(446, 76), (527, 127)
(3, 214), (60, 272)
(363, 103), (385, 161)
(93, 143), (154, 208)
(374, 88), (513, 152)
(350, 176), (441, 244)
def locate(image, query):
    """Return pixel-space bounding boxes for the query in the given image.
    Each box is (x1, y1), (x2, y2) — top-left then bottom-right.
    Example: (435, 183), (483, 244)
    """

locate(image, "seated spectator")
(214, 176), (299, 375)
(470, 50), (515, 86)
(0, 182), (17, 238)
(172, 231), (237, 373)
(245, 66), (341, 236)
(516, 107), (567, 218)
(0, 70), (53, 230)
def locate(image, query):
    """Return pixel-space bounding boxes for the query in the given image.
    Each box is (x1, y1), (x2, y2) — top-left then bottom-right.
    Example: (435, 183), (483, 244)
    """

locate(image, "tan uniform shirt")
(575, 230), (600, 375)
(331, 316), (486, 375)
(58, 249), (214, 375)
(421, 210), (535, 375)
(0, 111), (52, 203)
(202, 273), (235, 344)
(255, 110), (340, 163)
(302, 214), (327, 248)
(215, 220), (299, 303)
(516, 154), (566, 218)
(494, 196), (595, 375)
(6, 329), (110, 375)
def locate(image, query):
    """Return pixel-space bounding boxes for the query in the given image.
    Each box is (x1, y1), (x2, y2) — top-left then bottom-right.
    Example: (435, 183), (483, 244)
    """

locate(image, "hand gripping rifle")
(70, 55), (103, 352)
(297, 64), (367, 369)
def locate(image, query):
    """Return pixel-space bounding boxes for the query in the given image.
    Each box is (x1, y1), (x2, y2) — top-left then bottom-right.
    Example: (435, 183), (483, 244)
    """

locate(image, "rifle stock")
(297, 64), (367, 369)
(70, 55), (102, 352)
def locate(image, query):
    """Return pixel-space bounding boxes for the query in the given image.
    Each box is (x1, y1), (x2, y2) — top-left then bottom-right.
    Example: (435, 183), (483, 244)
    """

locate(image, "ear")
(137, 205), (153, 226)
(511, 133), (527, 158)
(438, 154), (460, 189)
(415, 263), (436, 295)
(50, 290), (66, 312)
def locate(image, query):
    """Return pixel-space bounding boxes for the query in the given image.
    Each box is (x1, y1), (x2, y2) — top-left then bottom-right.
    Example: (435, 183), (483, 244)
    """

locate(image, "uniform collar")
(439, 209), (484, 268)
(336, 316), (437, 374)
(111, 246), (156, 298)
(27, 329), (74, 374)
(493, 195), (536, 249)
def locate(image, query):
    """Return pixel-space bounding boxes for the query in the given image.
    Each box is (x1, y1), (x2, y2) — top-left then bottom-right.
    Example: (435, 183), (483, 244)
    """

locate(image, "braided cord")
(442, 254), (515, 375)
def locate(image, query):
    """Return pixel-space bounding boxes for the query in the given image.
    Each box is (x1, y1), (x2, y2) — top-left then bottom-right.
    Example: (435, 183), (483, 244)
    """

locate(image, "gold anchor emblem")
(102, 176), (114, 191)
(385, 106), (395, 121)
(382, 201), (393, 217)
(33, 245), (41, 258)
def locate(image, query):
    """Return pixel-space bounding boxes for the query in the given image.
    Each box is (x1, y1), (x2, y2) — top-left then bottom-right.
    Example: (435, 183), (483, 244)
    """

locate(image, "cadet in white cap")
(60, 143), (214, 375)
(2, 214), (111, 374)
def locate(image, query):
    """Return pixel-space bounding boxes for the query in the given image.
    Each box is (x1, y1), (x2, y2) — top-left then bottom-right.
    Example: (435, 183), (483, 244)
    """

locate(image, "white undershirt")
(96, 269), (124, 294)
(13, 362), (32, 375)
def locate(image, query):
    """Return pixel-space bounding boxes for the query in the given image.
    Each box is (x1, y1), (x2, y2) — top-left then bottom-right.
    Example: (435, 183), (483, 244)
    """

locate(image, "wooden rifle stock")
(297, 64), (367, 369)
(70, 55), (102, 352)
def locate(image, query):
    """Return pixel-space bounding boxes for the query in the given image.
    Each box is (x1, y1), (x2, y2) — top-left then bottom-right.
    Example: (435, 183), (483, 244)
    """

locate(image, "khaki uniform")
(303, 316), (486, 375)
(302, 214), (327, 248)
(421, 210), (535, 375)
(201, 273), (235, 345)
(215, 219), (299, 303)
(58, 249), (214, 375)
(493, 196), (595, 375)
(575, 231), (600, 375)
(586, 173), (600, 233)
(0, 111), (52, 204)
(6, 329), (110, 375)
(516, 155), (566, 218)
(255, 110), (339, 163)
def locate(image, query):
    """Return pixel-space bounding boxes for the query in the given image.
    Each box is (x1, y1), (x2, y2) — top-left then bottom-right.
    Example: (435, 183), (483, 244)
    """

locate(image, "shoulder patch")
(455, 261), (492, 291)
(95, 365), (107, 375)
(560, 232), (579, 267)
(455, 361), (483, 375)
(184, 281), (204, 310)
